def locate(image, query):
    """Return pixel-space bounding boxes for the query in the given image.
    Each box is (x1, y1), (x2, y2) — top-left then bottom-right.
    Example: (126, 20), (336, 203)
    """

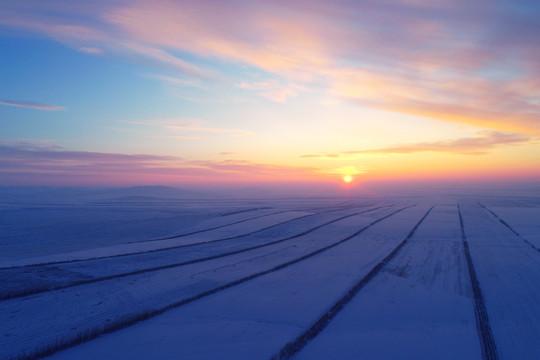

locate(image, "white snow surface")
(1, 187), (539, 360)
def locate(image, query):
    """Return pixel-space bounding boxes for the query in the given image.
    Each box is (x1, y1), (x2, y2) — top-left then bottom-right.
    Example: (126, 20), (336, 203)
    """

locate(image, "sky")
(1, 0), (539, 188)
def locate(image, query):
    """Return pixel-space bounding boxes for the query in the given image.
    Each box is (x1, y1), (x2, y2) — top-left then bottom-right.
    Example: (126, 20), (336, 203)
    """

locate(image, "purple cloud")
(0, 142), (317, 185)
(0, 100), (65, 111)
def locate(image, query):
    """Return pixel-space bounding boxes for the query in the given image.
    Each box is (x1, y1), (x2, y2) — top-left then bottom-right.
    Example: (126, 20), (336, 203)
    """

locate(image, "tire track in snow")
(0, 205), (394, 300)
(478, 202), (539, 253)
(219, 206), (272, 216)
(0, 210), (308, 270)
(273, 206), (434, 360)
(136, 209), (307, 243)
(135, 204), (363, 243)
(0, 204), (371, 270)
(458, 203), (499, 360)
(12, 205), (414, 360)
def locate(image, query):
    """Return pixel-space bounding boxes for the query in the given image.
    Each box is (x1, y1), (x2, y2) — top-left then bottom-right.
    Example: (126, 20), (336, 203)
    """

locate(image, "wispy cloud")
(0, 100), (65, 111)
(0, 141), (316, 185)
(125, 118), (253, 137)
(122, 43), (213, 79)
(236, 80), (298, 102)
(2, 1), (539, 131)
(301, 131), (532, 158)
(97, 0), (540, 131)
(146, 74), (206, 89)
(0, 139), (63, 151)
(0, 3), (213, 80)
(166, 125), (252, 136)
(78, 46), (103, 54)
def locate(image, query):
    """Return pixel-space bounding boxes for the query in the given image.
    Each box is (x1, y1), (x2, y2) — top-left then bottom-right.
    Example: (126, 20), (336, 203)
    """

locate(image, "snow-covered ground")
(0, 187), (538, 359)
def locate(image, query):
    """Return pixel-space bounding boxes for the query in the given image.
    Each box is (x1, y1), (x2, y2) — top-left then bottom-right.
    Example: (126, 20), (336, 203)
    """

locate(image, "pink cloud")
(2, 0), (539, 132)
(0, 2), (211, 79)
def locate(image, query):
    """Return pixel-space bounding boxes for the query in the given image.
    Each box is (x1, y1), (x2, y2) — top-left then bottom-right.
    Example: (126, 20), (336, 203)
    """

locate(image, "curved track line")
(1, 205), (374, 270)
(478, 202), (539, 252)
(0, 211), (312, 270)
(219, 207), (272, 216)
(134, 204), (364, 244)
(136, 209), (306, 243)
(458, 204), (499, 360)
(0, 205), (394, 300)
(14, 205), (414, 360)
(273, 206), (434, 360)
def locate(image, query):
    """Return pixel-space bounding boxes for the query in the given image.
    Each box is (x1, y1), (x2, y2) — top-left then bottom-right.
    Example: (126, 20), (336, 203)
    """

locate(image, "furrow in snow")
(478, 203), (539, 252)
(2, 205), (414, 360)
(459, 202), (540, 360)
(0, 205), (392, 300)
(0, 204), (378, 269)
(293, 204), (481, 360)
(458, 204), (499, 360)
(44, 204), (432, 360)
(274, 206), (434, 359)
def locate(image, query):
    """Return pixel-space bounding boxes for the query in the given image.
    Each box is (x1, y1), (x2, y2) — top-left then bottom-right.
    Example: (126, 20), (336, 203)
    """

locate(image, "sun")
(343, 175), (352, 183)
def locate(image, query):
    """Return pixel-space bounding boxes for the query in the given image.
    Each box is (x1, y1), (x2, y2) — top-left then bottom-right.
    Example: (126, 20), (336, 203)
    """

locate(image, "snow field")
(1, 202), (401, 359)
(1, 194), (538, 360)
(460, 202), (540, 360)
(0, 204), (390, 299)
(0, 195), (356, 263)
(0, 209), (314, 268)
(45, 205), (431, 359)
(295, 204), (481, 360)
(481, 204), (540, 250)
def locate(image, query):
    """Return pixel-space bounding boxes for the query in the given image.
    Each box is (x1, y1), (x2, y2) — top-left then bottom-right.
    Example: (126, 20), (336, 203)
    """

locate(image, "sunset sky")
(1, 0), (539, 187)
